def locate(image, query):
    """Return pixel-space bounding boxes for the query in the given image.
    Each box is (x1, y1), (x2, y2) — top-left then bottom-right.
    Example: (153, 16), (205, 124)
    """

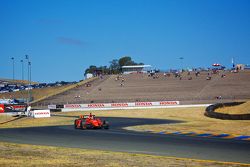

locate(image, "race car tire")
(86, 123), (93, 129)
(80, 120), (85, 130)
(103, 121), (109, 129)
(74, 120), (78, 129)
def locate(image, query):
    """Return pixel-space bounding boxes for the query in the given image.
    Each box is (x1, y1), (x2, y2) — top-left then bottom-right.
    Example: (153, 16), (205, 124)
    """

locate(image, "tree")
(119, 56), (133, 67)
(84, 56), (144, 76)
(109, 59), (120, 74)
(84, 65), (97, 75)
(118, 56), (144, 67)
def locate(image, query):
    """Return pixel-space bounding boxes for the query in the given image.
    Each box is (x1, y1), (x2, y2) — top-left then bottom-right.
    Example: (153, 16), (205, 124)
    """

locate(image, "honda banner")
(61, 101), (180, 109)
(33, 110), (51, 118)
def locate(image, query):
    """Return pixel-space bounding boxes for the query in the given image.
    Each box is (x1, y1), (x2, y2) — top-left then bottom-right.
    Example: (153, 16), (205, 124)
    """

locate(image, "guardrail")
(205, 102), (250, 120)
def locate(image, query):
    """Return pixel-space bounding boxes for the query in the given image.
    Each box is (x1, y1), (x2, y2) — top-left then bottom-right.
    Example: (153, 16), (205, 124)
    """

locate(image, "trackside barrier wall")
(49, 101), (180, 110)
(205, 102), (250, 120)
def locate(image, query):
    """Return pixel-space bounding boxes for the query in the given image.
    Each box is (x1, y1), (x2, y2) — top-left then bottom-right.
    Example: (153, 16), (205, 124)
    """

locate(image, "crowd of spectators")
(145, 68), (230, 81)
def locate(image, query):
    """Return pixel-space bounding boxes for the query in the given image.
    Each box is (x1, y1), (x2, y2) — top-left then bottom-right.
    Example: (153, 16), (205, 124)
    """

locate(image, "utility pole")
(25, 55), (30, 104)
(232, 57), (235, 68)
(11, 57), (15, 82)
(179, 57), (184, 72)
(20, 60), (24, 81)
(28, 61), (32, 102)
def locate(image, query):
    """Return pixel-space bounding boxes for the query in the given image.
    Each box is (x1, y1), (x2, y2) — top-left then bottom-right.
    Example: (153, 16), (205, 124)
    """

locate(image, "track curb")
(145, 130), (250, 141)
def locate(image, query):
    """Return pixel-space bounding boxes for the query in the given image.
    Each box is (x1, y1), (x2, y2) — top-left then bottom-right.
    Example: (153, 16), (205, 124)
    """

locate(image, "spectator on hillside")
(85, 83), (91, 87)
(115, 76), (120, 81)
(175, 73), (178, 78)
(195, 71), (200, 77)
(216, 96), (222, 99)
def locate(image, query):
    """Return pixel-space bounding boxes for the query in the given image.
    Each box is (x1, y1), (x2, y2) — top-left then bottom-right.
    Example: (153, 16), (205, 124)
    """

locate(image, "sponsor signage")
(0, 104), (4, 113)
(48, 104), (64, 109)
(160, 101), (179, 105)
(135, 102), (153, 106)
(0, 104), (27, 113)
(64, 104), (82, 108)
(48, 105), (57, 109)
(111, 103), (129, 107)
(33, 110), (51, 118)
(87, 103), (105, 108)
(61, 101), (179, 109)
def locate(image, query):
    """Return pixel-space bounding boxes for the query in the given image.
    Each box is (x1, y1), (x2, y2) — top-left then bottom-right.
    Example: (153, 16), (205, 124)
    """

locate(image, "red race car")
(74, 113), (109, 129)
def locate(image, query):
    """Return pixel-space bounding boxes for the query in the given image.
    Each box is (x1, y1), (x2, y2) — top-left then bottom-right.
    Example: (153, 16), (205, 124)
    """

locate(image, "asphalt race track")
(0, 117), (250, 163)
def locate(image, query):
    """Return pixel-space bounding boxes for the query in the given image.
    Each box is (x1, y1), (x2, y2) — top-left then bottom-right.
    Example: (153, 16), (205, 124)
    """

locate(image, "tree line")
(85, 56), (144, 75)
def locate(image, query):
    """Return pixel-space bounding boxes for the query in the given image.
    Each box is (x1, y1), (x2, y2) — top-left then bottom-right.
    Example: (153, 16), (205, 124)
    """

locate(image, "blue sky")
(0, 0), (249, 82)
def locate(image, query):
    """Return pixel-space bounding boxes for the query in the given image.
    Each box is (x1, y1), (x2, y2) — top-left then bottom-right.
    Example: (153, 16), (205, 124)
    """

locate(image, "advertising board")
(0, 104), (4, 113)
(33, 110), (51, 118)
(61, 101), (180, 109)
(0, 104), (27, 113)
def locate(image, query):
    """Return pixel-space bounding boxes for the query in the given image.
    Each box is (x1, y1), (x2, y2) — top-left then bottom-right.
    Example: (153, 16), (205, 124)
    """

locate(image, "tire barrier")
(205, 102), (250, 120)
